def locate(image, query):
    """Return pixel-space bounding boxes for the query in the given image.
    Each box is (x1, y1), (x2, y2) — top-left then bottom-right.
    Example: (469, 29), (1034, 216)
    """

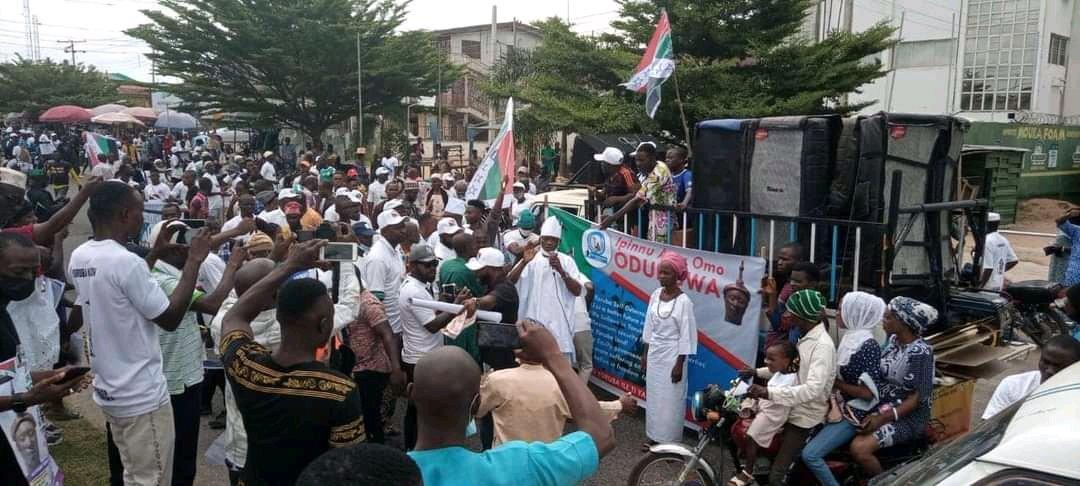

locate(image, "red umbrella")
(39, 105), (92, 123)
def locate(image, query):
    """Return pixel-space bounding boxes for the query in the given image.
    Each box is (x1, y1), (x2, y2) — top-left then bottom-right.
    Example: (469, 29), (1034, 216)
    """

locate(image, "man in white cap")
(324, 188), (372, 227)
(980, 212), (1018, 291)
(593, 147), (639, 219)
(431, 217), (463, 262)
(368, 167), (390, 206)
(259, 151), (277, 183)
(509, 181), (535, 226)
(515, 166), (537, 195)
(380, 148), (400, 177)
(509, 216), (585, 360)
(364, 209), (408, 337)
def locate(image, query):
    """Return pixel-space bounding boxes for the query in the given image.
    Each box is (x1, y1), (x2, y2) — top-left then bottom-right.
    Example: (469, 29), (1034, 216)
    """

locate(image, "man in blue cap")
(352, 221), (376, 258)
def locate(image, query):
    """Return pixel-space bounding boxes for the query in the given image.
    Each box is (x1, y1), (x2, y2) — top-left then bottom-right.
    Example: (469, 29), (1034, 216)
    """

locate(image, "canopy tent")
(155, 110), (199, 130)
(90, 103), (127, 117)
(568, 133), (668, 185)
(38, 105), (92, 124)
(91, 112), (145, 127)
(122, 107), (158, 123)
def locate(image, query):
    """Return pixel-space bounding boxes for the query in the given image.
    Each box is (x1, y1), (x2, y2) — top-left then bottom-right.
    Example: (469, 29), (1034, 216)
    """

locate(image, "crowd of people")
(1, 119), (1080, 486)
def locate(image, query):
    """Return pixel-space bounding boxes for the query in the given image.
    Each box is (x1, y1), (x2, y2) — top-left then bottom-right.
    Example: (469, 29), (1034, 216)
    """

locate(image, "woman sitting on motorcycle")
(849, 296), (937, 477)
(800, 291), (886, 486)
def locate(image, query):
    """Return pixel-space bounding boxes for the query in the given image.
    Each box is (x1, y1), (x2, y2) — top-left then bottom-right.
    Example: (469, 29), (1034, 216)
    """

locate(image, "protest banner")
(0, 357), (63, 485)
(549, 207), (765, 416)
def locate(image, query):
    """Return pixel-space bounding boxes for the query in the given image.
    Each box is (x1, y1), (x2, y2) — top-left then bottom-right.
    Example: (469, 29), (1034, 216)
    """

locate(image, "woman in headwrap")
(641, 250), (697, 448)
(801, 291), (885, 486)
(850, 296), (936, 478)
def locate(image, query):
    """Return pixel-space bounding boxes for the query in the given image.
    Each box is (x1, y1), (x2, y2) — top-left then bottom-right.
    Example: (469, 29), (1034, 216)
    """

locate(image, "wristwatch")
(11, 393), (28, 413)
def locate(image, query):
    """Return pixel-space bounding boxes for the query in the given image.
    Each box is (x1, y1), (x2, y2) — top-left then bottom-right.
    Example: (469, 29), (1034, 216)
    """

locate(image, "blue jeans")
(801, 421), (857, 486)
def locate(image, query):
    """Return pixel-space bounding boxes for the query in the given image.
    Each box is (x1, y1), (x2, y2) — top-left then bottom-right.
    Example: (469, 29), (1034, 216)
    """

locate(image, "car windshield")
(872, 400), (1021, 485)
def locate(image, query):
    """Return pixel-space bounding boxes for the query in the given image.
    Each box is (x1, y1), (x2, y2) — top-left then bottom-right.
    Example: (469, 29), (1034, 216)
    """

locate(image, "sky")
(0, 0), (621, 83)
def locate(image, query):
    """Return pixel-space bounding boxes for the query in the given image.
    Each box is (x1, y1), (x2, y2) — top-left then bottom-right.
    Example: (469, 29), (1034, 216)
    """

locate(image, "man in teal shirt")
(437, 232), (483, 363)
(408, 321), (615, 486)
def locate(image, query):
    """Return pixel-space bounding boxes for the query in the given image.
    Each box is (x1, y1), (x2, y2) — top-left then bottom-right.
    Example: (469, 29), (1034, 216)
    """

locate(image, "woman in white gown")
(641, 250), (697, 447)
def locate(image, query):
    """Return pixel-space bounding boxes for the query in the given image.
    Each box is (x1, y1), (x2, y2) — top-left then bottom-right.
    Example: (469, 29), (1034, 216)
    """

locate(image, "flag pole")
(672, 68), (692, 152)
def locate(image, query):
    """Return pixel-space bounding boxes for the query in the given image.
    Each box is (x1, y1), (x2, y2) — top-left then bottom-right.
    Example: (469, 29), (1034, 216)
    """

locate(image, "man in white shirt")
(68, 181), (212, 485)
(982, 334), (1080, 419)
(508, 217), (585, 359)
(398, 243), (460, 449)
(368, 167), (390, 206)
(572, 278), (595, 383)
(509, 182), (535, 226)
(502, 210), (538, 264)
(259, 156), (277, 183)
(380, 149), (400, 177)
(170, 170), (196, 204)
(981, 212), (1019, 291)
(363, 209), (408, 336)
(432, 217), (462, 262)
(220, 194), (258, 245)
(515, 166), (537, 195)
(144, 171), (172, 201)
(324, 189), (372, 227)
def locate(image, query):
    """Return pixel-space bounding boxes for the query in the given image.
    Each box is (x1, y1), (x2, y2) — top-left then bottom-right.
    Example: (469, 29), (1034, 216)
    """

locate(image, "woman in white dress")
(641, 250), (697, 448)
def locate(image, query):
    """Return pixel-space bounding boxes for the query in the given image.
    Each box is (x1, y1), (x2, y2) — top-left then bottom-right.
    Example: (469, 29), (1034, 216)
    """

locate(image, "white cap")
(466, 247), (507, 271)
(437, 217), (462, 236)
(594, 146), (624, 166)
(340, 190), (363, 203)
(441, 173), (455, 183)
(384, 199), (403, 211)
(629, 141), (656, 156)
(334, 187), (352, 196)
(263, 150), (274, 158)
(540, 216), (562, 238)
(445, 198), (466, 215)
(278, 188), (299, 200)
(148, 220), (189, 246)
(0, 168), (26, 189)
(377, 209), (405, 228)
(988, 212), (1001, 222)
(375, 167), (390, 176)
(512, 182), (526, 190)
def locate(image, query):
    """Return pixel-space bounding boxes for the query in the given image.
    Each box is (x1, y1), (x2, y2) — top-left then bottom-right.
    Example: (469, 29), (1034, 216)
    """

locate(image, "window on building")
(960, 0), (1038, 111)
(461, 40), (482, 60)
(1049, 34), (1069, 66)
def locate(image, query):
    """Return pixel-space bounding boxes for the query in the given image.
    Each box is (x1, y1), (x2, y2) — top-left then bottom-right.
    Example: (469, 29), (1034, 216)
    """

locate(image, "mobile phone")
(314, 222), (336, 240)
(321, 242), (358, 262)
(57, 366), (91, 386)
(296, 230), (315, 242)
(440, 283), (457, 300)
(477, 322), (521, 349)
(180, 219), (206, 229)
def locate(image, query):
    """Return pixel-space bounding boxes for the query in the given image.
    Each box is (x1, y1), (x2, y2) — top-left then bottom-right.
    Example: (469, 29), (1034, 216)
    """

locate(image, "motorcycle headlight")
(691, 384), (726, 422)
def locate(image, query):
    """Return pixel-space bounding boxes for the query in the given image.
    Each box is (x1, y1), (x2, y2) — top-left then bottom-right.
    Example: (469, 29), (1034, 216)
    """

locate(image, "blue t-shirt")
(409, 431), (599, 486)
(1060, 221), (1080, 286)
(672, 169), (692, 203)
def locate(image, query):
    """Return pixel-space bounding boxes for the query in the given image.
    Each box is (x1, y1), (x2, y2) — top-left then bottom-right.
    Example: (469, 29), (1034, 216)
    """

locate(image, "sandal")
(727, 469), (755, 486)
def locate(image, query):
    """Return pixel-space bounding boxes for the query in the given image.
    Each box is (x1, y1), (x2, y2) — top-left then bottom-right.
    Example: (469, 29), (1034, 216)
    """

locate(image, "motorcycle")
(1005, 280), (1072, 346)
(627, 382), (931, 486)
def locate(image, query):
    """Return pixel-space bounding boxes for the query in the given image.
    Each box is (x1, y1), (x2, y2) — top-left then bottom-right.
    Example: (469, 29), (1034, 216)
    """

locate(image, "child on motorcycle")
(729, 341), (799, 486)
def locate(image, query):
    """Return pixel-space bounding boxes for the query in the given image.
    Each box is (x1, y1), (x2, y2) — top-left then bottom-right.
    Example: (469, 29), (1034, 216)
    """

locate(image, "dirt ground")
(987, 198), (1077, 282)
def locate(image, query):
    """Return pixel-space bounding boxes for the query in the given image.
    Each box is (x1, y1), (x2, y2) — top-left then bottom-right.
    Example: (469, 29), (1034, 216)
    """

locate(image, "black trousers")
(353, 370), (390, 444)
(403, 362), (417, 450)
(201, 369), (225, 412)
(107, 384), (202, 486)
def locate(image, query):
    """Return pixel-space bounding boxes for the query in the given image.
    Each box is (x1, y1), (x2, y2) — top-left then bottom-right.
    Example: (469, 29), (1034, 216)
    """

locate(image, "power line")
(57, 38), (86, 64)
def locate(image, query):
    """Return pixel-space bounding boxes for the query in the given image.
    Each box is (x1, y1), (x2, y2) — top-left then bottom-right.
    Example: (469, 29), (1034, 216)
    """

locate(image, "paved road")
(57, 185), (1043, 485)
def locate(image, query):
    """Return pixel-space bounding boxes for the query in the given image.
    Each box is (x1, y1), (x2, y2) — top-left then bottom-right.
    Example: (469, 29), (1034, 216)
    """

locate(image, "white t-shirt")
(367, 180), (387, 205)
(363, 235), (405, 334)
(573, 294), (591, 333)
(982, 231), (1018, 291)
(381, 156), (400, 174)
(399, 275), (442, 364)
(323, 205), (372, 228)
(257, 209), (288, 229)
(145, 182), (171, 201)
(170, 182), (190, 202)
(68, 239), (171, 418)
(510, 195), (536, 224)
(982, 370), (1041, 419)
(221, 215), (253, 245)
(260, 160), (276, 181)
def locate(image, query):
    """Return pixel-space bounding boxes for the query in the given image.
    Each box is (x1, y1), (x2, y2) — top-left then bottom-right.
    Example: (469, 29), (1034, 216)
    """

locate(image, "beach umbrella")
(122, 106), (158, 123)
(155, 109), (199, 130)
(92, 112), (145, 127)
(38, 105), (92, 123)
(90, 103), (127, 117)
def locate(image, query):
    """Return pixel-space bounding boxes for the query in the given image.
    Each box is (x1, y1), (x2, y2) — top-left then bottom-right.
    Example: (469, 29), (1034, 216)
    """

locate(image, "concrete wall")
(966, 122), (1080, 201)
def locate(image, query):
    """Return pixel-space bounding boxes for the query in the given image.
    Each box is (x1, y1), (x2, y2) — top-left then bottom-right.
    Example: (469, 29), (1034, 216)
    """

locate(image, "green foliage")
(484, 0), (895, 145)
(126, 0), (458, 143)
(0, 56), (119, 117)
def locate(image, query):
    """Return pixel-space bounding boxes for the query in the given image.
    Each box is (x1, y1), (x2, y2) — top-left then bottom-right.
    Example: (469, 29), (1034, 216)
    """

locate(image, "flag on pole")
(83, 132), (112, 166)
(465, 98), (515, 204)
(621, 10), (674, 119)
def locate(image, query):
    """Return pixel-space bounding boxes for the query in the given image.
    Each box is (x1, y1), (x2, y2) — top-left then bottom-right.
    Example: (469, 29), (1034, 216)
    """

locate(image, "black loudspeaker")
(691, 119), (757, 253)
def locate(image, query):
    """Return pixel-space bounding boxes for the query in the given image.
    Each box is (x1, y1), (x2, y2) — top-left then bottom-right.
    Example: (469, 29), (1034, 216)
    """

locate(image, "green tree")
(0, 56), (118, 118)
(126, 0), (457, 143)
(486, 1), (894, 144)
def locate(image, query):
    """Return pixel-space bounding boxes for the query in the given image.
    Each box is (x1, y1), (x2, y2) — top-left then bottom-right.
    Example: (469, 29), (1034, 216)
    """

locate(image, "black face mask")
(0, 276), (35, 302)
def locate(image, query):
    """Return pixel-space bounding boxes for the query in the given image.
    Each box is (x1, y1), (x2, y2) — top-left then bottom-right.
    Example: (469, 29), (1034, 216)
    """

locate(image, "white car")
(876, 361), (1080, 485)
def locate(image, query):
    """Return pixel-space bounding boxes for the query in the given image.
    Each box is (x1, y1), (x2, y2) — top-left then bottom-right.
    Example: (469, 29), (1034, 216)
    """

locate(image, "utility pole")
(23, 0), (33, 60)
(488, 5), (497, 143)
(32, 16), (41, 61)
(58, 39), (86, 65)
(356, 31), (363, 148)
